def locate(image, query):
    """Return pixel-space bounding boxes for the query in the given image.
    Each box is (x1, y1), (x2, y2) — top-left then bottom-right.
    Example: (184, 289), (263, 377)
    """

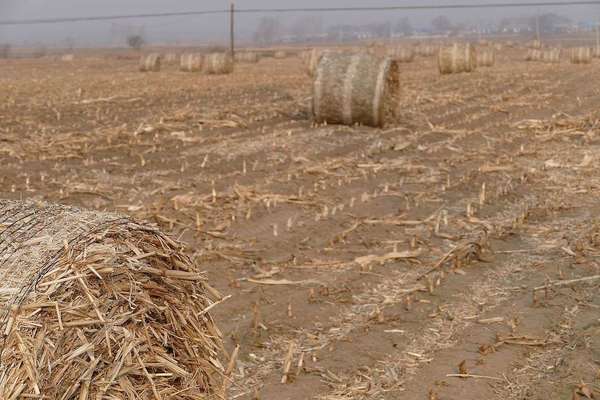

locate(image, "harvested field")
(1, 44), (600, 399)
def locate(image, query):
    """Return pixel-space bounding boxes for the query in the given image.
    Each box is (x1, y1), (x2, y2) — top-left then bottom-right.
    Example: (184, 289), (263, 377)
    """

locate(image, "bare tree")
(254, 17), (282, 45)
(396, 17), (414, 37)
(127, 34), (145, 50)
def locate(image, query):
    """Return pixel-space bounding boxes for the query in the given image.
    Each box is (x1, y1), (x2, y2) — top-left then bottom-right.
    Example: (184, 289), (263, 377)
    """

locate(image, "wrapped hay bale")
(477, 48), (496, 67)
(235, 52), (259, 63)
(312, 53), (399, 128)
(525, 49), (542, 62)
(139, 53), (161, 72)
(61, 54), (74, 62)
(180, 53), (204, 72)
(204, 53), (234, 74)
(570, 47), (592, 64)
(542, 48), (561, 64)
(438, 43), (477, 74)
(388, 46), (415, 63)
(274, 51), (287, 59)
(0, 200), (224, 399)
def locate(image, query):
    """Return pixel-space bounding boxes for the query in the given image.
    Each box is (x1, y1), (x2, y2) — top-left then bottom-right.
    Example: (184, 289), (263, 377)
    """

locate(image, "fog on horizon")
(1, 0), (599, 47)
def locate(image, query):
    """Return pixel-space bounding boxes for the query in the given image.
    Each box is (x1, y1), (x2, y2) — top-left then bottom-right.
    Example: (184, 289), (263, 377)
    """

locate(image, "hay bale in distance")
(274, 51), (287, 59)
(0, 200), (224, 399)
(312, 52), (400, 128)
(61, 54), (74, 62)
(529, 39), (542, 49)
(438, 43), (477, 74)
(165, 53), (178, 63)
(593, 46), (600, 58)
(235, 52), (259, 63)
(525, 49), (542, 62)
(477, 48), (495, 67)
(416, 44), (436, 57)
(570, 47), (592, 64)
(139, 53), (161, 72)
(180, 53), (204, 72)
(388, 46), (415, 63)
(203, 53), (233, 74)
(542, 48), (561, 63)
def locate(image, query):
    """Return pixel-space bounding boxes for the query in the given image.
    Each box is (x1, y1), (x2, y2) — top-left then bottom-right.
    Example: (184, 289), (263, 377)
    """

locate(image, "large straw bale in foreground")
(570, 47), (592, 64)
(438, 43), (476, 74)
(180, 53), (204, 72)
(139, 53), (161, 72)
(313, 53), (399, 128)
(204, 53), (234, 74)
(0, 200), (224, 399)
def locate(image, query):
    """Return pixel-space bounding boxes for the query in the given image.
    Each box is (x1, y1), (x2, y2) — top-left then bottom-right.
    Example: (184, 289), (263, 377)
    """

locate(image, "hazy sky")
(1, 0), (599, 46)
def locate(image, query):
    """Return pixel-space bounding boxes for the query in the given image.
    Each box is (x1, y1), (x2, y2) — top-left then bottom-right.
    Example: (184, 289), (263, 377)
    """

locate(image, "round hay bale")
(542, 48), (561, 63)
(416, 44), (436, 57)
(180, 53), (204, 72)
(592, 46), (600, 58)
(505, 40), (515, 48)
(438, 43), (477, 74)
(61, 54), (74, 62)
(204, 53), (233, 74)
(274, 51), (287, 59)
(477, 48), (496, 67)
(0, 200), (224, 399)
(525, 49), (542, 62)
(305, 48), (329, 77)
(312, 53), (400, 128)
(529, 39), (542, 49)
(235, 52), (259, 63)
(139, 53), (161, 72)
(165, 53), (178, 63)
(570, 47), (592, 64)
(388, 46), (415, 63)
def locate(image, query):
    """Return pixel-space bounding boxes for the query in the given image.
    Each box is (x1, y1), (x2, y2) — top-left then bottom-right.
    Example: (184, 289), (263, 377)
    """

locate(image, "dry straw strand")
(0, 200), (224, 399)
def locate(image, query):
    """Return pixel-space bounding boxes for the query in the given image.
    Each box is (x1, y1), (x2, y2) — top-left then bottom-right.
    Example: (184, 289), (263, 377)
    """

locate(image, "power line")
(1, 1), (599, 25)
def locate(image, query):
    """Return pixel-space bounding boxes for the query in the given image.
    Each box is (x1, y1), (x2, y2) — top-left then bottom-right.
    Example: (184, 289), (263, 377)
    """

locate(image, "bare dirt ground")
(1, 46), (600, 399)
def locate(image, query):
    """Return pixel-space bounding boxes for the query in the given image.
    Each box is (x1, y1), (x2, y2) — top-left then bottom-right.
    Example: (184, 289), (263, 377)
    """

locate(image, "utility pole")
(230, 2), (235, 59)
(535, 12), (540, 43)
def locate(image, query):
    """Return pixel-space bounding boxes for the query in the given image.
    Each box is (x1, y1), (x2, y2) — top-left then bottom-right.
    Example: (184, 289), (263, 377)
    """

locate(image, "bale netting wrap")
(139, 53), (161, 72)
(313, 53), (400, 128)
(204, 53), (234, 74)
(571, 47), (592, 64)
(388, 46), (415, 63)
(180, 53), (204, 72)
(477, 48), (495, 67)
(438, 43), (476, 74)
(0, 200), (224, 399)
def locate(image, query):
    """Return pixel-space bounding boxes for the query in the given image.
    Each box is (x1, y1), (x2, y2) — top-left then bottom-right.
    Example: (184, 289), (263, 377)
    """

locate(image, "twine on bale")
(438, 43), (477, 74)
(139, 53), (161, 72)
(570, 47), (592, 64)
(0, 200), (225, 399)
(204, 53), (234, 75)
(180, 53), (204, 72)
(312, 52), (400, 128)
